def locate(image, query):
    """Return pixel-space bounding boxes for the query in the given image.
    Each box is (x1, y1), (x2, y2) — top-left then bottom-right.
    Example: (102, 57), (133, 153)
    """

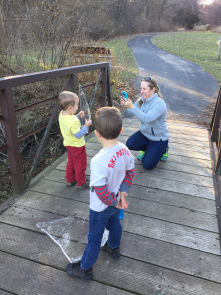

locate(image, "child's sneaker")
(66, 261), (93, 280)
(137, 151), (145, 160)
(161, 146), (169, 161)
(101, 242), (120, 259)
(66, 181), (77, 187)
(77, 182), (90, 190)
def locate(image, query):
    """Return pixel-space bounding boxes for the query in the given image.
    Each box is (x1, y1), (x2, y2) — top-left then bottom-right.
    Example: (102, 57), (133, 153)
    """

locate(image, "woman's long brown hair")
(138, 77), (163, 107)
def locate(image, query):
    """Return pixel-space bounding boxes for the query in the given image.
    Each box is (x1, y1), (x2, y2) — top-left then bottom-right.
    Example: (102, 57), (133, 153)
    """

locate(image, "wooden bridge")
(0, 118), (221, 294)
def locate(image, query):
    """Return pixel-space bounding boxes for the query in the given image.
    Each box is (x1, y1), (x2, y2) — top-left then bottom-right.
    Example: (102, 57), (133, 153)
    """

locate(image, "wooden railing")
(0, 62), (112, 194)
(210, 85), (221, 173)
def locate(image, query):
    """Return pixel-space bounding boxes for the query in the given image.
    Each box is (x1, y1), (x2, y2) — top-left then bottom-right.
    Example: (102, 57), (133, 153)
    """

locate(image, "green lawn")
(102, 37), (138, 86)
(103, 38), (137, 69)
(151, 32), (221, 84)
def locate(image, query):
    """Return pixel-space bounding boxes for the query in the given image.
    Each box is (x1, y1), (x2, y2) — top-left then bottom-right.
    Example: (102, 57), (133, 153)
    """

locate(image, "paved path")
(127, 34), (219, 120)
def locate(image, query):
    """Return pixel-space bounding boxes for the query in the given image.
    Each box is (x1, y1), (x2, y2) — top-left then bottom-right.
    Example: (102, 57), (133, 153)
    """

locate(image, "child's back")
(66, 106), (135, 281)
(59, 113), (85, 147)
(90, 142), (134, 212)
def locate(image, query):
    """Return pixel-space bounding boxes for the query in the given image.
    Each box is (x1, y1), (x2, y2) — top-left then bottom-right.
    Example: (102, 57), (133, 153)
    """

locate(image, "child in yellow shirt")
(58, 91), (92, 189)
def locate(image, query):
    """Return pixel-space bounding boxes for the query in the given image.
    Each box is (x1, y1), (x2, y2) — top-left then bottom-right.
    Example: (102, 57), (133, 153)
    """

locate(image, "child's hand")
(119, 191), (129, 209)
(116, 191), (129, 209)
(85, 118), (92, 127)
(78, 111), (85, 118)
(116, 201), (123, 209)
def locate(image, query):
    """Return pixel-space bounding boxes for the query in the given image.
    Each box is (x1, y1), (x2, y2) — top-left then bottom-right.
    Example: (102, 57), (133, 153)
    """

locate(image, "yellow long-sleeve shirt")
(59, 111), (85, 147)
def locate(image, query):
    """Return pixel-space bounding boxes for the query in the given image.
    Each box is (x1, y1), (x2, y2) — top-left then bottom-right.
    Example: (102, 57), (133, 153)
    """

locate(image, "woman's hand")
(120, 97), (126, 111)
(120, 97), (134, 110)
(125, 98), (134, 110)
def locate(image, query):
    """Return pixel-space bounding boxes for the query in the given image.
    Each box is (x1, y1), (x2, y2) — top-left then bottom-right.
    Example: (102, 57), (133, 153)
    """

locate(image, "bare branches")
(0, 0), (204, 77)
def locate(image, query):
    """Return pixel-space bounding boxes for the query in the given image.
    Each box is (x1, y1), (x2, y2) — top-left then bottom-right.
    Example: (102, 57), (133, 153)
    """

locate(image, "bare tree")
(172, 0), (200, 29)
(157, 0), (178, 24)
(0, 0), (203, 77)
(200, 0), (221, 26)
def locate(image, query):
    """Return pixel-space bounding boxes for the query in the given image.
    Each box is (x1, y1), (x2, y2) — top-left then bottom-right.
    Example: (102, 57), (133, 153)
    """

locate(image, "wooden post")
(211, 86), (221, 142)
(218, 38), (221, 61)
(100, 67), (107, 107)
(68, 74), (76, 93)
(215, 129), (221, 174)
(106, 67), (113, 107)
(0, 88), (24, 194)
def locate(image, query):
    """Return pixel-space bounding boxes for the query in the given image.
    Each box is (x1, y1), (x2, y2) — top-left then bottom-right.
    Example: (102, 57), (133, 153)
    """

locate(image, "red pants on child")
(66, 146), (87, 186)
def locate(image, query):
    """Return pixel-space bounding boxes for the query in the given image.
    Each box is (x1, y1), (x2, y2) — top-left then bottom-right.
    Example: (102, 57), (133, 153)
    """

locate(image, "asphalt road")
(127, 34), (219, 120)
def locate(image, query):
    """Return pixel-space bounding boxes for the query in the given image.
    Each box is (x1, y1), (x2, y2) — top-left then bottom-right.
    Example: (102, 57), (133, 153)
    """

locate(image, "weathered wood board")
(0, 122), (220, 294)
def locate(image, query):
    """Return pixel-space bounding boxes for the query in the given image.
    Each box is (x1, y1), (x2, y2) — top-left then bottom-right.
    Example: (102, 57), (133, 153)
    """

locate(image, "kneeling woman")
(121, 77), (169, 170)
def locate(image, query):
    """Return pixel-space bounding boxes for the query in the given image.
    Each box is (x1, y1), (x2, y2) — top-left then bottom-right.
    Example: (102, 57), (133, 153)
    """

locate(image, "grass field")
(103, 38), (137, 70)
(102, 37), (138, 87)
(151, 32), (221, 84)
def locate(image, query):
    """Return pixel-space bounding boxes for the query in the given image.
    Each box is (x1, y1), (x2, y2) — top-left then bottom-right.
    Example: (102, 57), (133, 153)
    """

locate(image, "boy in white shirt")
(66, 106), (135, 281)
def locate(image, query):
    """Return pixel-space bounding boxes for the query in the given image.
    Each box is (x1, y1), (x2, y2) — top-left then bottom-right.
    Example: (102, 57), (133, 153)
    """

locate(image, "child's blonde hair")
(58, 91), (79, 110)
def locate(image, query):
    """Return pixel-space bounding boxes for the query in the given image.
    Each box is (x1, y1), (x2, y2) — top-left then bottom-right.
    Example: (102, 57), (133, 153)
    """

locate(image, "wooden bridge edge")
(0, 131), (96, 215)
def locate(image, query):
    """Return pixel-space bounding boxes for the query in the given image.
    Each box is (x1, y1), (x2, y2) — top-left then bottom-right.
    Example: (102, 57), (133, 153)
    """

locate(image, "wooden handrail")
(210, 85), (221, 174)
(0, 62), (112, 194)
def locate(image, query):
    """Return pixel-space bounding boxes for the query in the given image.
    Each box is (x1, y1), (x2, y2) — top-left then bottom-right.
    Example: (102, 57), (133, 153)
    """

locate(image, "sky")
(202, 0), (214, 5)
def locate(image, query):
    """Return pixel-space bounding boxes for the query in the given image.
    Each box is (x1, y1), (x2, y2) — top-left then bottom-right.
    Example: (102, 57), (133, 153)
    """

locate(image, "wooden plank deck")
(0, 118), (221, 295)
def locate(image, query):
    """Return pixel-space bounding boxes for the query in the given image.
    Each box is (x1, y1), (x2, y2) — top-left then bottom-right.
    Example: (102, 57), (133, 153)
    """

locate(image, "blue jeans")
(126, 131), (168, 170)
(81, 206), (122, 270)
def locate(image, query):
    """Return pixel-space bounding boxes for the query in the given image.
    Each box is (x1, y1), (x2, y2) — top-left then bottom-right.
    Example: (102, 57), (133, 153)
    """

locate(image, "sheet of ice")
(36, 216), (109, 262)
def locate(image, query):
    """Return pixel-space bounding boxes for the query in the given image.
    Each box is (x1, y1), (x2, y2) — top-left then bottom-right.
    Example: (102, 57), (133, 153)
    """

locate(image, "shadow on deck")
(0, 118), (221, 295)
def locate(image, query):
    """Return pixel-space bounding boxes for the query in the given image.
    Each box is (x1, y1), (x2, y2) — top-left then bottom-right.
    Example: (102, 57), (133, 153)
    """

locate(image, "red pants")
(66, 145), (87, 186)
